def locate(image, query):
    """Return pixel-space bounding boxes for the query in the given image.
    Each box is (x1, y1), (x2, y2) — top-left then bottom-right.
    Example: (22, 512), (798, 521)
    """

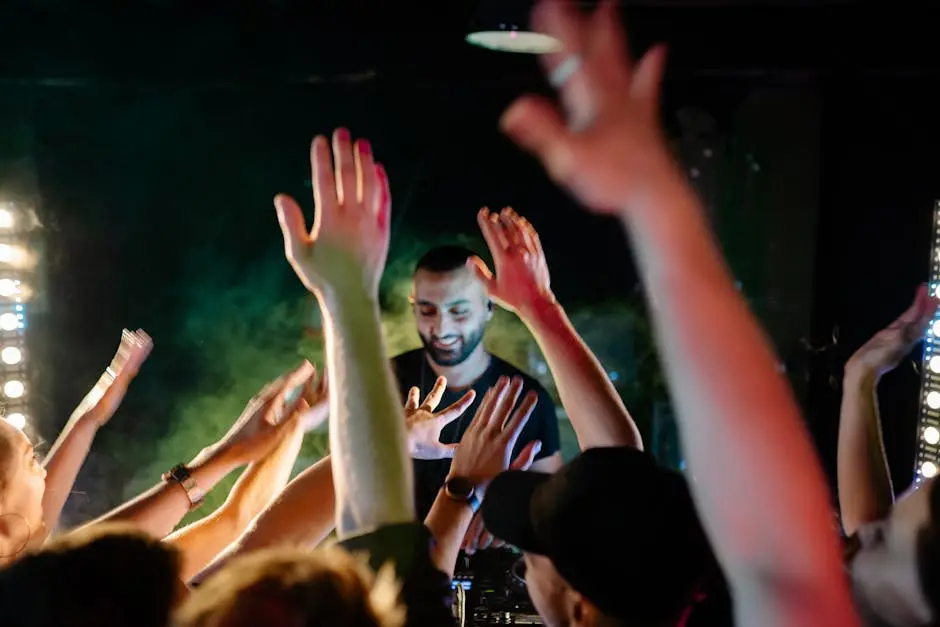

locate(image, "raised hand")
(72, 329), (154, 427)
(499, 0), (671, 213)
(448, 376), (541, 554)
(467, 207), (554, 316)
(215, 362), (316, 466)
(847, 285), (939, 377)
(403, 375), (475, 460)
(274, 128), (391, 299)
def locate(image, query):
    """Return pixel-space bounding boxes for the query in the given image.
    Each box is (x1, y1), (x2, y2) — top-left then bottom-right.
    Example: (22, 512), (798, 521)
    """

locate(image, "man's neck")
(425, 346), (491, 390)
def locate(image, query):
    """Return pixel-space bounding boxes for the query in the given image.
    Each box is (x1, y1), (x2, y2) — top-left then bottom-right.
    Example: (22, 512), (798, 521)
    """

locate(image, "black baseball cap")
(482, 447), (715, 625)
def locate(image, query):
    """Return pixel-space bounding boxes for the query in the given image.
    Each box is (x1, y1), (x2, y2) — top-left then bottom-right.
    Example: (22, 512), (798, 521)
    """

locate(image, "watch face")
(446, 477), (475, 499)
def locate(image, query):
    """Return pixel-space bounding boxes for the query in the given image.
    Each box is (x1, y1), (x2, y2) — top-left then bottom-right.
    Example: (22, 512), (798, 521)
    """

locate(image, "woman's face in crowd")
(0, 420), (47, 538)
(849, 477), (935, 627)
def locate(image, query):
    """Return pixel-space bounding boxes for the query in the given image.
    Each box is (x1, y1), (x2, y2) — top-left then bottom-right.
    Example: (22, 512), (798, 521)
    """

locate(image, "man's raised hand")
(404, 375), (476, 460)
(275, 128), (391, 300)
(500, 0), (670, 214)
(468, 207), (554, 316)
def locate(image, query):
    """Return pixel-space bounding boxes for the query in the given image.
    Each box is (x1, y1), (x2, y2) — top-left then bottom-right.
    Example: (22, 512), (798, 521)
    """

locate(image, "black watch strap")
(444, 476), (481, 514)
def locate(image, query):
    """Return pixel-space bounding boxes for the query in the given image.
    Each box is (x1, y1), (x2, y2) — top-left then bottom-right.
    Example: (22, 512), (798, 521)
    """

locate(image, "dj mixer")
(451, 548), (543, 625)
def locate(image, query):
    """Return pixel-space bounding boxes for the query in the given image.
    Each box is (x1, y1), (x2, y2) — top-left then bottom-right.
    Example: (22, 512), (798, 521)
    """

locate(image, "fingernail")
(335, 128), (349, 140)
(534, 441), (543, 455)
(358, 139), (371, 153)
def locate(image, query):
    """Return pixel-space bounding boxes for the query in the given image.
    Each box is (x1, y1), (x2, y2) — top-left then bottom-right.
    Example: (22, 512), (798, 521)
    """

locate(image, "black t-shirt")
(391, 348), (561, 520)
(339, 523), (455, 627)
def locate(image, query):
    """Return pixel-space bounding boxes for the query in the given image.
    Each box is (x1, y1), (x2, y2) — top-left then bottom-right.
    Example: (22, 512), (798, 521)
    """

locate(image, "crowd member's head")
(0, 418), (47, 562)
(483, 447), (714, 627)
(411, 245), (493, 367)
(0, 523), (182, 627)
(176, 545), (405, 627)
(847, 476), (940, 626)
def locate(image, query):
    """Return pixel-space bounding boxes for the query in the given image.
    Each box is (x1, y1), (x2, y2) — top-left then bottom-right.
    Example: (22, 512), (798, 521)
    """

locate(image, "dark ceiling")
(0, 1), (934, 86)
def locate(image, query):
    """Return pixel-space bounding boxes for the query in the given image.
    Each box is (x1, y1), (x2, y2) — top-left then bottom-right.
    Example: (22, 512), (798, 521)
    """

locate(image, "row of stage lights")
(0, 203), (30, 431)
(916, 200), (940, 482)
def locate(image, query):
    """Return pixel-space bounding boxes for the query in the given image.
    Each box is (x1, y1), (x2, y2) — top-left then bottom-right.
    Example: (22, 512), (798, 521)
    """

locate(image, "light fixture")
(0, 313), (18, 331)
(5, 412), (25, 430)
(4, 379), (24, 398)
(1, 346), (21, 365)
(0, 207), (13, 230)
(465, 0), (562, 54)
(915, 199), (940, 483)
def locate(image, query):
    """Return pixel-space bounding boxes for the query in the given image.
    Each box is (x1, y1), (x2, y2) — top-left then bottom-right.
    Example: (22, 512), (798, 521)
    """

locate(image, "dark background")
(0, 0), (935, 523)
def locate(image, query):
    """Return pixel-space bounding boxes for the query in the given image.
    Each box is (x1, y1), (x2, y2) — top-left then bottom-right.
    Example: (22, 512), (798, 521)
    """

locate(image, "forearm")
(622, 165), (843, 584)
(189, 456), (336, 585)
(165, 426), (305, 581)
(521, 298), (642, 450)
(85, 447), (238, 538)
(424, 491), (476, 578)
(319, 285), (414, 538)
(41, 416), (100, 533)
(838, 366), (894, 534)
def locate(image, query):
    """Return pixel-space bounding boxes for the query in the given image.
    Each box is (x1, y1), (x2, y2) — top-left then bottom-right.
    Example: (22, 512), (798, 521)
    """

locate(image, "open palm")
(404, 376), (475, 460)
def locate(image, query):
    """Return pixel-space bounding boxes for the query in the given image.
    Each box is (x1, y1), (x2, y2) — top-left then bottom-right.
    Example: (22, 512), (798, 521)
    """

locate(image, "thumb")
(466, 256), (495, 293)
(500, 95), (575, 186)
(510, 440), (542, 471)
(274, 194), (308, 261)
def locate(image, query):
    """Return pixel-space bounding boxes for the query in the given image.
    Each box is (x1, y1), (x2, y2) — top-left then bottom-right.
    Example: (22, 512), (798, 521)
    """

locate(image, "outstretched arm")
(275, 129), (413, 538)
(470, 207), (641, 451)
(42, 330), (152, 536)
(500, 1), (857, 624)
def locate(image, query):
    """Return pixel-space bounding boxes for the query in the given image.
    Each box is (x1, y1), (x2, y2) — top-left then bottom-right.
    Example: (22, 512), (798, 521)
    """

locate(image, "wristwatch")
(444, 476), (481, 514)
(162, 464), (205, 509)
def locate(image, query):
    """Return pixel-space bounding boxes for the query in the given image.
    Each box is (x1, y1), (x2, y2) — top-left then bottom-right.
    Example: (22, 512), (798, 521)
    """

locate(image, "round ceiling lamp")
(465, 0), (562, 54)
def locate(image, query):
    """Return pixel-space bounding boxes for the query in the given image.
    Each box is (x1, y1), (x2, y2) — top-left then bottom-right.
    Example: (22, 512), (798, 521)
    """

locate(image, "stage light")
(922, 461), (938, 478)
(0, 279), (17, 297)
(466, 0), (562, 54)
(926, 391), (940, 410)
(0, 208), (13, 230)
(915, 200), (940, 484)
(925, 426), (940, 445)
(1, 346), (21, 365)
(4, 379), (24, 398)
(0, 313), (17, 331)
(4, 412), (25, 430)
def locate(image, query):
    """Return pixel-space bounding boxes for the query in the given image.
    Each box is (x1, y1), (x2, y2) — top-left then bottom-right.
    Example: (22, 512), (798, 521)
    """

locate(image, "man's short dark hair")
(916, 479), (940, 618)
(0, 523), (181, 627)
(413, 245), (479, 275)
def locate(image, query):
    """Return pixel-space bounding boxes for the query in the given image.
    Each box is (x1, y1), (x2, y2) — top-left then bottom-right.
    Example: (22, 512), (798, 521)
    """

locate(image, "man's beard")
(420, 324), (486, 367)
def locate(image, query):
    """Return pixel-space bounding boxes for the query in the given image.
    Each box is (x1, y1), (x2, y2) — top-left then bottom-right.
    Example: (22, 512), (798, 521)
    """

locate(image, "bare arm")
(189, 455), (336, 585)
(42, 330), (152, 535)
(471, 209), (641, 451)
(85, 446), (239, 539)
(839, 368), (893, 535)
(837, 286), (934, 534)
(500, 1), (857, 623)
(625, 168), (852, 621)
(165, 417), (306, 581)
(274, 130), (413, 539)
